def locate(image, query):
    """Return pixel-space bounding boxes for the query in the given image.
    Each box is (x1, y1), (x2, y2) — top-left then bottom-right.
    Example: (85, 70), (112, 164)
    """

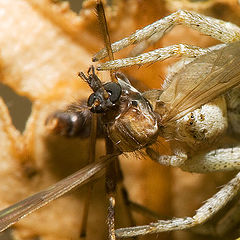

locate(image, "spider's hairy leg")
(181, 146), (240, 173)
(146, 147), (187, 167)
(147, 146), (240, 173)
(129, 10), (240, 57)
(192, 196), (240, 237)
(94, 10), (240, 63)
(115, 171), (240, 237)
(97, 44), (213, 70)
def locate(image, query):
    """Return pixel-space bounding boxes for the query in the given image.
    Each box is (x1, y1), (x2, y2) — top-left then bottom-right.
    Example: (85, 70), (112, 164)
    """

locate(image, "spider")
(91, 9), (240, 238)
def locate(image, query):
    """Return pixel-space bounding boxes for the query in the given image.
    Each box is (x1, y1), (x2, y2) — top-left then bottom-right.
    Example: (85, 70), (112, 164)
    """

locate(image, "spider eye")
(103, 82), (122, 103)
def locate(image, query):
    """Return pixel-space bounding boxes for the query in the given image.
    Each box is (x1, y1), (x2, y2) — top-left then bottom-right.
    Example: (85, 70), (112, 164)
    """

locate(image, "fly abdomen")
(46, 105), (103, 138)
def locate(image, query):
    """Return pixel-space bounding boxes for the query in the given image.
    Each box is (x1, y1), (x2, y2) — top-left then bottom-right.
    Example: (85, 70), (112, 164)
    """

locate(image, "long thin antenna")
(96, 0), (116, 82)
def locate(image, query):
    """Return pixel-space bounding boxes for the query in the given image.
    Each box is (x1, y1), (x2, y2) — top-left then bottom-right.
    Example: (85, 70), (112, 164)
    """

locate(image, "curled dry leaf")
(0, 0), (239, 240)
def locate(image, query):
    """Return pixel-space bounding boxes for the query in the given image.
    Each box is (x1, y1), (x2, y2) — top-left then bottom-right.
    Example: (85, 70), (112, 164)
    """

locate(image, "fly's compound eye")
(87, 82), (122, 113)
(103, 82), (122, 103)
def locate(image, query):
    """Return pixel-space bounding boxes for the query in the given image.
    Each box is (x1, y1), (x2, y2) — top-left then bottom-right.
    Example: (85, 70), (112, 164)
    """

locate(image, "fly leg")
(115, 171), (240, 238)
(105, 138), (118, 240)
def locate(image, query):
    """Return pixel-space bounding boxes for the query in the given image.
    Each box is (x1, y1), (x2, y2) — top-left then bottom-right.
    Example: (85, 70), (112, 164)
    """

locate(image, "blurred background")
(0, 0), (84, 132)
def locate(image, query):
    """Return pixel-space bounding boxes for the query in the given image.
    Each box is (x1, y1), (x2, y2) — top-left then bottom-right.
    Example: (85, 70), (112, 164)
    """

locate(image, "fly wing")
(0, 155), (114, 232)
(158, 42), (240, 123)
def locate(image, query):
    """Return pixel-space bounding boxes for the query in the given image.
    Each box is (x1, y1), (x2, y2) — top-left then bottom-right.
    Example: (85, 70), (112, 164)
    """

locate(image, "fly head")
(79, 65), (122, 113)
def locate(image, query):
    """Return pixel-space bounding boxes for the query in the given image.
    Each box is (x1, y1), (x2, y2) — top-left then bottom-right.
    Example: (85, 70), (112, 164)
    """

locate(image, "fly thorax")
(164, 96), (228, 150)
(104, 81), (159, 152)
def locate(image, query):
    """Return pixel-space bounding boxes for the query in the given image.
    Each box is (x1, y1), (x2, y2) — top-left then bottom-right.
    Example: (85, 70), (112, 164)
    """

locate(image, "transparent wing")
(158, 42), (240, 122)
(0, 155), (114, 232)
